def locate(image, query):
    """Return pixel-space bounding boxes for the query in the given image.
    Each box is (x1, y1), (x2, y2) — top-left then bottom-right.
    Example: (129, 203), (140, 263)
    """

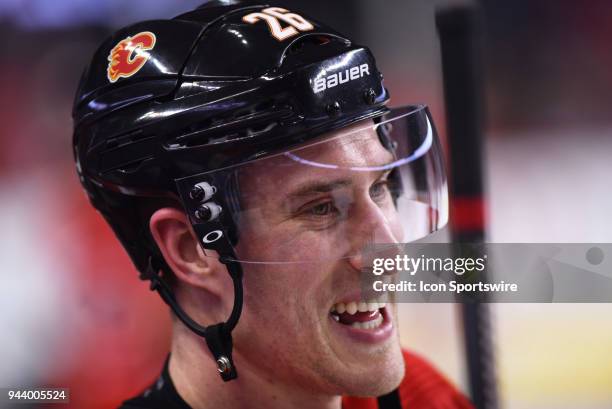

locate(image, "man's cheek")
(244, 275), (297, 320)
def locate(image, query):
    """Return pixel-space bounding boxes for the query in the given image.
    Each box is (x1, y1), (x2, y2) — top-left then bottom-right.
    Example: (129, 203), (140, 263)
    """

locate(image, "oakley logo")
(313, 63), (370, 94)
(202, 230), (223, 244)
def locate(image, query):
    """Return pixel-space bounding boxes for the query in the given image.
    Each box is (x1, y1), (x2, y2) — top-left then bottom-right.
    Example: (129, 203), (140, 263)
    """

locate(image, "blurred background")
(1, 0), (611, 408)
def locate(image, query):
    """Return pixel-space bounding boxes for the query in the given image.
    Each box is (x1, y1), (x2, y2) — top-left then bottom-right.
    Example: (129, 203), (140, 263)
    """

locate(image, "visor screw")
(364, 88), (377, 105)
(216, 356), (232, 374)
(326, 101), (341, 116)
(190, 182), (217, 201)
(190, 186), (204, 200)
(195, 202), (222, 221)
(195, 205), (211, 221)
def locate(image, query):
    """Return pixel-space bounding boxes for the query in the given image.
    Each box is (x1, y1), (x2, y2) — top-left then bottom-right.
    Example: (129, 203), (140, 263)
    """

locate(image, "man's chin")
(324, 304), (405, 396)
(339, 355), (405, 397)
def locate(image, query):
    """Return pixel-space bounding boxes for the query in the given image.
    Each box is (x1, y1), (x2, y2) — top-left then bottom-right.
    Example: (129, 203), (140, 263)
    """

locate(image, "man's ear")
(149, 207), (225, 295)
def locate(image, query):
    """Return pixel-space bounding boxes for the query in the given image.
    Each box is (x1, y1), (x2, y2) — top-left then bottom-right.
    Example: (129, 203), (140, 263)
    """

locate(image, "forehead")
(240, 121), (392, 187)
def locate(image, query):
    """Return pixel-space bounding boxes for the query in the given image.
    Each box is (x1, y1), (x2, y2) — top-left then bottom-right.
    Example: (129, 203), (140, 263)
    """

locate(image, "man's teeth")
(331, 299), (386, 315)
(350, 313), (384, 330)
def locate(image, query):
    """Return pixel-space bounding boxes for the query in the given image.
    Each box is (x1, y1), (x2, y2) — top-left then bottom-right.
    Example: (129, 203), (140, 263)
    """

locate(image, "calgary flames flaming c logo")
(107, 31), (156, 83)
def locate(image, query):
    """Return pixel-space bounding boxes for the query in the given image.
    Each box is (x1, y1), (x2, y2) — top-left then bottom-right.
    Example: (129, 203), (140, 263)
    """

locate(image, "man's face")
(230, 122), (405, 396)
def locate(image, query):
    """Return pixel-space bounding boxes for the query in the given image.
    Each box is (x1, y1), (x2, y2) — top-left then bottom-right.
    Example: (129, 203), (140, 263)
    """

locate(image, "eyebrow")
(285, 169), (392, 200)
(286, 179), (353, 199)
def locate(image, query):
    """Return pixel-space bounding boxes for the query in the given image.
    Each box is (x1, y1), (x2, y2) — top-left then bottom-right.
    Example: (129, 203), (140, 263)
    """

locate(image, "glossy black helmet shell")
(72, 0), (389, 274)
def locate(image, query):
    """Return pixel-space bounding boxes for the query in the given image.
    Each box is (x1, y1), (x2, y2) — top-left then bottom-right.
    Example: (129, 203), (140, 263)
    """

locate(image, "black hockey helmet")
(73, 0), (390, 268)
(72, 0), (447, 381)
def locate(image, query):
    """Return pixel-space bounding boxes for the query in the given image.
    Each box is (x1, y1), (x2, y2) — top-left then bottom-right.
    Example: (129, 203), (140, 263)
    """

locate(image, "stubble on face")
(231, 123), (406, 397)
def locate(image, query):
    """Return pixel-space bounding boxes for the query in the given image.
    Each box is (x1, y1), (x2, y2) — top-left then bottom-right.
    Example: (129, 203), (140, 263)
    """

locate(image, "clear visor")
(183, 105), (448, 263)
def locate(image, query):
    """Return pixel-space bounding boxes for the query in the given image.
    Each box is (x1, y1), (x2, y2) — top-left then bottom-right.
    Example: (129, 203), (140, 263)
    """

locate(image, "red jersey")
(343, 350), (474, 409)
(120, 349), (474, 409)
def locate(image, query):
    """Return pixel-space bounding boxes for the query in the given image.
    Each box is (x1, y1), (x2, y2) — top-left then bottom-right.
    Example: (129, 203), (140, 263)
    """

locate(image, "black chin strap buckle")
(205, 323), (237, 381)
(144, 256), (242, 382)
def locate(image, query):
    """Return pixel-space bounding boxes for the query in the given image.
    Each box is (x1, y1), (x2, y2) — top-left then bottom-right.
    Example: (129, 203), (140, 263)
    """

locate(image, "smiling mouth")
(329, 299), (387, 330)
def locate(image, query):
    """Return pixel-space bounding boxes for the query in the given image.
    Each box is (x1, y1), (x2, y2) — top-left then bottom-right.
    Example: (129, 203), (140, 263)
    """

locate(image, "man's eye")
(308, 201), (337, 216)
(293, 200), (342, 230)
(370, 180), (390, 199)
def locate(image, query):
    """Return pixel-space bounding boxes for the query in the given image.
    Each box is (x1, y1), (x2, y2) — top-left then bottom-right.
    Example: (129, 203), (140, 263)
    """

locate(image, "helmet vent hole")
(254, 99), (275, 112)
(186, 118), (214, 133)
(247, 121), (277, 136)
(168, 98), (287, 148)
(111, 157), (153, 174)
(105, 129), (146, 150)
(286, 35), (334, 56)
(231, 99), (275, 120)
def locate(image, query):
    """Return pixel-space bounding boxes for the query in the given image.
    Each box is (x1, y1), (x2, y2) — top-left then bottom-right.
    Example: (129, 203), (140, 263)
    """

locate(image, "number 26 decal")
(243, 7), (314, 41)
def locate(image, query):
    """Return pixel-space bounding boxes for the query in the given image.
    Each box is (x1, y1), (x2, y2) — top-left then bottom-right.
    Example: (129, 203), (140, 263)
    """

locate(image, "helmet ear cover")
(88, 185), (179, 281)
(87, 182), (243, 381)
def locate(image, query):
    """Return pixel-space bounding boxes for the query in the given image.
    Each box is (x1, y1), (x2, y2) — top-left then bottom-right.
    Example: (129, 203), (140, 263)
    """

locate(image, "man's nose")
(346, 200), (400, 272)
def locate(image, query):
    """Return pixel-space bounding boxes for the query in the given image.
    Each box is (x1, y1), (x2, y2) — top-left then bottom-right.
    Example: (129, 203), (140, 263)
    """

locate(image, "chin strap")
(144, 256), (402, 395)
(376, 388), (401, 409)
(143, 256), (244, 382)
